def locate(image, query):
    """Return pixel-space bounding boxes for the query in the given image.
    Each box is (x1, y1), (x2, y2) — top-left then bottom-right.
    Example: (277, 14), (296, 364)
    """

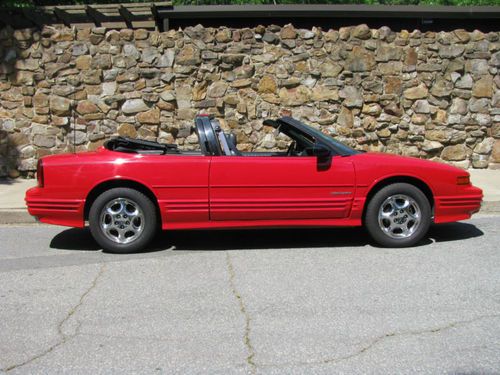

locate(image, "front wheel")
(89, 188), (157, 253)
(364, 183), (431, 247)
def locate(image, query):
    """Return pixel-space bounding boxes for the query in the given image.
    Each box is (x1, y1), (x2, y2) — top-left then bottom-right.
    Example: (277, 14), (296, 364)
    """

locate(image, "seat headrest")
(227, 133), (237, 146)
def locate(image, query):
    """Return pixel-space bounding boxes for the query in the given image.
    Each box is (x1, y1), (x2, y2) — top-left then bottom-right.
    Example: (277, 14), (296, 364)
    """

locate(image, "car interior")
(203, 116), (315, 157)
(105, 115), (318, 157)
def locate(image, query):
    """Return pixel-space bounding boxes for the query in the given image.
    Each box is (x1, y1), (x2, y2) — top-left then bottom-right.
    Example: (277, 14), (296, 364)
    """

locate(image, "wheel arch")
(362, 176), (434, 222)
(84, 179), (161, 224)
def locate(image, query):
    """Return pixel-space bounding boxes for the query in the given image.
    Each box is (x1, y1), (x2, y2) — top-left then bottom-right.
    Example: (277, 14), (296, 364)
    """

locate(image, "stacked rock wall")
(0, 24), (499, 177)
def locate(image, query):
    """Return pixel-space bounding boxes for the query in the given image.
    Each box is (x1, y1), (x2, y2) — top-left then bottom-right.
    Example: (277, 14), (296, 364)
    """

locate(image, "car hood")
(353, 152), (469, 184)
(352, 152), (467, 174)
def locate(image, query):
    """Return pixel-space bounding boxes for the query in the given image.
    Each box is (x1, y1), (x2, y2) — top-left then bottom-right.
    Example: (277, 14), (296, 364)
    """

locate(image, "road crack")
(322, 313), (500, 365)
(3, 264), (106, 372)
(226, 252), (256, 374)
(261, 313), (500, 369)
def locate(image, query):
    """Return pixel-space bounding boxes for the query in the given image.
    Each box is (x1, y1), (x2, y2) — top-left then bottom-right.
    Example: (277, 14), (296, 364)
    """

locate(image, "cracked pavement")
(1, 215), (499, 374)
(3, 264), (106, 372)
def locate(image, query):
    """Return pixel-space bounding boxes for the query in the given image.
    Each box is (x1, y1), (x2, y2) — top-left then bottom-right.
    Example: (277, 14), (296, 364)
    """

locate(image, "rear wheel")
(365, 183), (431, 247)
(89, 188), (157, 253)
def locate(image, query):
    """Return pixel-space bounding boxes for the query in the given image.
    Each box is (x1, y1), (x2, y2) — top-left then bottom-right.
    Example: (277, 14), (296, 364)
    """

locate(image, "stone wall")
(0, 23), (499, 177)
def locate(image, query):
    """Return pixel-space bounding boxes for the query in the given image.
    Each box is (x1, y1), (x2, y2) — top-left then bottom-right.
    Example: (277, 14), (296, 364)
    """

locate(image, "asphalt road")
(1, 215), (499, 374)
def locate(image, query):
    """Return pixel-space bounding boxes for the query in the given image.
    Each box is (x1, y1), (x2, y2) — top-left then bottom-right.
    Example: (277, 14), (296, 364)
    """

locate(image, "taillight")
(36, 159), (44, 187)
(456, 175), (470, 186)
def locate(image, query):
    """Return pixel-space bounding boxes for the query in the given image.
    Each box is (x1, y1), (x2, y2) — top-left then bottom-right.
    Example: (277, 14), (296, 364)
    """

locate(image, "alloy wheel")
(99, 197), (145, 244)
(377, 194), (421, 239)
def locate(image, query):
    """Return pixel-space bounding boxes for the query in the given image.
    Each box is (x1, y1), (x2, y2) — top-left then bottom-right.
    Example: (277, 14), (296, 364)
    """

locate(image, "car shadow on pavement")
(50, 227), (102, 251)
(49, 221), (484, 253)
(428, 221), (484, 243)
(159, 227), (370, 251)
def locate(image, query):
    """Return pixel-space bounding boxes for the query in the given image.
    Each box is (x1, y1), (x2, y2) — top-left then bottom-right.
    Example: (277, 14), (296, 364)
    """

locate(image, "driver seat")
(225, 133), (242, 156)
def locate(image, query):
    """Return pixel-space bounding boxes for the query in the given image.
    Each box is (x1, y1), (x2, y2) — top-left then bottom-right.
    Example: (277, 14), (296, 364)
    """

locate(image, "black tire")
(364, 183), (431, 248)
(89, 187), (157, 253)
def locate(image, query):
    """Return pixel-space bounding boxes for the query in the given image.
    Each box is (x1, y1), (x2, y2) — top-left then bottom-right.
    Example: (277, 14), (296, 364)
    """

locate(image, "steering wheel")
(287, 141), (296, 156)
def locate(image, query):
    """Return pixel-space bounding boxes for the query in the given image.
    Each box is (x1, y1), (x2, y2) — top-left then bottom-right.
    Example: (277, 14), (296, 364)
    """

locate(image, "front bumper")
(25, 187), (85, 227)
(434, 184), (483, 224)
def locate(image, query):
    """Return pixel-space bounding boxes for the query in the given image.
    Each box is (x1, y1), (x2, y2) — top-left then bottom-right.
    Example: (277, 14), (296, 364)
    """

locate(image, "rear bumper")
(434, 185), (483, 224)
(25, 187), (85, 227)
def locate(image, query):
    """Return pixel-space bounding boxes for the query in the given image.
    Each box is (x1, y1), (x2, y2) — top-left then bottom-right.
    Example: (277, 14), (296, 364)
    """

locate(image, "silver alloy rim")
(100, 198), (144, 244)
(378, 194), (421, 239)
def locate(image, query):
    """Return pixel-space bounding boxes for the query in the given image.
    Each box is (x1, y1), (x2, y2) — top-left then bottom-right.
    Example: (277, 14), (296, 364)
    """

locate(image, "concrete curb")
(479, 201), (500, 214)
(0, 209), (38, 225)
(1, 204), (499, 225)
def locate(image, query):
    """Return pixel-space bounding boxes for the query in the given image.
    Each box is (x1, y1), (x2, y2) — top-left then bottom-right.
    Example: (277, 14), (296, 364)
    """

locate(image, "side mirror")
(312, 144), (331, 158)
(310, 144), (332, 170)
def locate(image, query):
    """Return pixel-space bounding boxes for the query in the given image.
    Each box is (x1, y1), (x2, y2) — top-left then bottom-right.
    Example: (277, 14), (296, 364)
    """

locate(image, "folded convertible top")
(105, 137), (179, 154)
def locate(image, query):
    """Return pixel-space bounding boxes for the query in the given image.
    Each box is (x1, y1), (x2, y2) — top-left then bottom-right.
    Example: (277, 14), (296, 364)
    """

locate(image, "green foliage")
(2, 0), (32, 7)
(171, 0), (500, 4)
(4, 0), (500, 7)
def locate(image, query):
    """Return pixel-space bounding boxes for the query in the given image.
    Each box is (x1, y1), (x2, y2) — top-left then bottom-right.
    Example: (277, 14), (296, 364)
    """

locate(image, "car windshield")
(281, 117), (360, 156)
(307, 125), (360, 155)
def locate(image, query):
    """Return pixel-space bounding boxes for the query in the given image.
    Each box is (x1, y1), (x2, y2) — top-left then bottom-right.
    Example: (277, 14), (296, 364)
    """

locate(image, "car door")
(209, 155), (356, 221)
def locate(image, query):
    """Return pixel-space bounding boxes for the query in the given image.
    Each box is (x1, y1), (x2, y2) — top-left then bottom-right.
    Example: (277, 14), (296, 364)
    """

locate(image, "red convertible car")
(26, 115), (482, 253)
